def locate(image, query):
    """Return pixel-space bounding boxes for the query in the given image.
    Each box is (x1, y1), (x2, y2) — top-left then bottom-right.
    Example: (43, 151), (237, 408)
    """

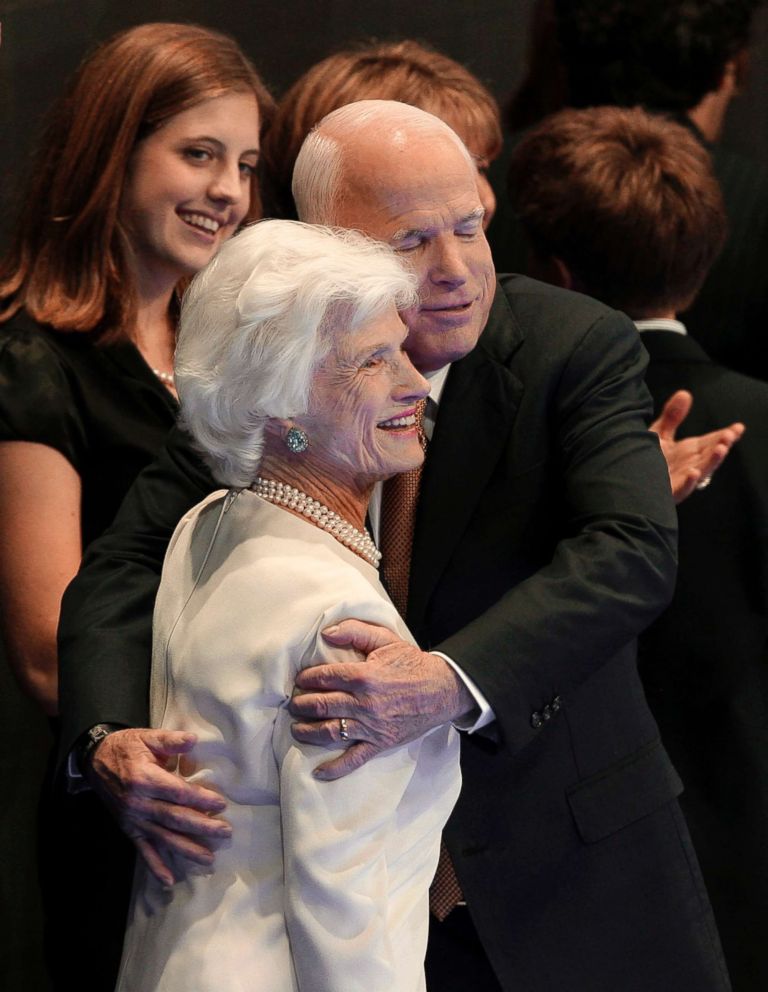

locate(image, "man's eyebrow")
(390, 225), (431, 244)
(459, 207), (486, 225)
(391, 207), (486, 243)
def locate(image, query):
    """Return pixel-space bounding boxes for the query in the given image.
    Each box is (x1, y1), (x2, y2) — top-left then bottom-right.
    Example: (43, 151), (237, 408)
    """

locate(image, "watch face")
(88, 725), (114, 746)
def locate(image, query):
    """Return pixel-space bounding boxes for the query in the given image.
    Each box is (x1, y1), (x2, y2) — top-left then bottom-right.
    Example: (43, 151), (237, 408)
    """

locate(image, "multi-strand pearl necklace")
(252, 477), (381, 569)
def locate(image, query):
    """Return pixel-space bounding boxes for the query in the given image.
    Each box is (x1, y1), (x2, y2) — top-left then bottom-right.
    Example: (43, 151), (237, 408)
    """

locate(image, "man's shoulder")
(495, 273), (616, 321)
(479, 274), (632, 361)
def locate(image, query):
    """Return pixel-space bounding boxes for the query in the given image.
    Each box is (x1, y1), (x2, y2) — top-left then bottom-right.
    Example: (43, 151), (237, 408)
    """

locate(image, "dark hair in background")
(0, 22), (274, 341)
(261, 38), (502, 219)
(506, 1), (568, 132)
(555, 0), (760, 112)
(508, 105), (727, 316)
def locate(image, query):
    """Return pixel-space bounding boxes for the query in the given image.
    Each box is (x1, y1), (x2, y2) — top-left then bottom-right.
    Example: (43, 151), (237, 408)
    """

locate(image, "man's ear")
(550, 256), (573, 290)
(527, 249), (574, 290)
(730, 49), (750, 92)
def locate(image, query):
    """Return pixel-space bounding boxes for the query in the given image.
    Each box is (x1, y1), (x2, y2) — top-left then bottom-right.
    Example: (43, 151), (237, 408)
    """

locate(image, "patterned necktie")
(430, 838), (463, 921)
(379, 398), (427, 618)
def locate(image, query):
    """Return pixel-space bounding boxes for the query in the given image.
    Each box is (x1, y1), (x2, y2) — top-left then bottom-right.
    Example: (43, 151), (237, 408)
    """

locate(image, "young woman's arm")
(0, 441), (82, 714)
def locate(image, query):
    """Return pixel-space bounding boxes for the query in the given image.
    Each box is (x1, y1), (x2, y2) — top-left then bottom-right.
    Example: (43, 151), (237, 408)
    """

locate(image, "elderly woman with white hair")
(115, 219), (460, 992)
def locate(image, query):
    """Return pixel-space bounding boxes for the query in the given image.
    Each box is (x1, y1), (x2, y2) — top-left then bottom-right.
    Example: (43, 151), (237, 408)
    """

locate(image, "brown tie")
(430, 838), (464, 921)
(379, 398), (427, 618)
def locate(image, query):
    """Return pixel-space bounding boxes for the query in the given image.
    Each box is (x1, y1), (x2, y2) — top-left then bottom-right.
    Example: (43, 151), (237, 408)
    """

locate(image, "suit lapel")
(407, 285), (524, 632)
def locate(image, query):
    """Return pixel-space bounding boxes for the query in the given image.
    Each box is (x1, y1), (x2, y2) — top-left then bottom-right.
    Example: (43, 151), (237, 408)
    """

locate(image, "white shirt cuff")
(430, 651), (496, 732)
(66, 748), (90, 792)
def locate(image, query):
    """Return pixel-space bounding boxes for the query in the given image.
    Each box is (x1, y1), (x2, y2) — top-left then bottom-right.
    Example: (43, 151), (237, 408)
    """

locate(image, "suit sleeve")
(57, 424), (216, 763)
(438, 309), (678, 753)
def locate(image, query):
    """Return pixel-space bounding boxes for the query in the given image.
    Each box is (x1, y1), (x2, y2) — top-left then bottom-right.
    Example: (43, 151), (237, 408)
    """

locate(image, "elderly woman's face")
(299, 303), (430, 487)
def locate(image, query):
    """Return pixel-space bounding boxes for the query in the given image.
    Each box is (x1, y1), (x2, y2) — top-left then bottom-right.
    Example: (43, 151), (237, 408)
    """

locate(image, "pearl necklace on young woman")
(252, 477), (381, 568)
(152, 368), (175, 387)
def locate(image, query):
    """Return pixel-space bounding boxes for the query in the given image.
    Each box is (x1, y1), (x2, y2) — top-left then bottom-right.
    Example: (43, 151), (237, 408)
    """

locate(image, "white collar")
(634, 318), (687, 336)
(424, 363), (451, 408)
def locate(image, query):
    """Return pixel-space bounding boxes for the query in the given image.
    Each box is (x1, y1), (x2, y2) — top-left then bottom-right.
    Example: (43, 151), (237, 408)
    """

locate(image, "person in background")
(508, 103), (768, 991)
(494, 0), (767, 380)
(0, 21), (272, 989)
(260, 38), (501, 226)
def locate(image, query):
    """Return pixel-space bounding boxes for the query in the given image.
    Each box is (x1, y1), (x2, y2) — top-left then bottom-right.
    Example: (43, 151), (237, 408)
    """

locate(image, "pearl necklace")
(252, 477), (381, 569)
(152, 368), (175, 387)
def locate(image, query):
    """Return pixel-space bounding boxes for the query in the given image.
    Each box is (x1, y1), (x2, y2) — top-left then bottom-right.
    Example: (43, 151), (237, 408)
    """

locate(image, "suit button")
(542, 705), (552, 720)
(531, 711), (543, 729)
(552, 696), (562, 712)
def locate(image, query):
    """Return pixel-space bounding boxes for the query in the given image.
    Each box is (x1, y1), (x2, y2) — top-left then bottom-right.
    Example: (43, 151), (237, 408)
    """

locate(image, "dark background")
(2, 0), (768, 249)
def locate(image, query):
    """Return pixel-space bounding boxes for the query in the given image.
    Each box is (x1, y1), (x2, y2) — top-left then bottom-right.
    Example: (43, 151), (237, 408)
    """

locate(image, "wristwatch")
(76, 722), (123, 775)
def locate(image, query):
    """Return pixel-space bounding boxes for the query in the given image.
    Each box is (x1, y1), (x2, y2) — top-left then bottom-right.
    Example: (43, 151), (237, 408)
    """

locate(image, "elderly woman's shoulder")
(175, 488), (383, 600)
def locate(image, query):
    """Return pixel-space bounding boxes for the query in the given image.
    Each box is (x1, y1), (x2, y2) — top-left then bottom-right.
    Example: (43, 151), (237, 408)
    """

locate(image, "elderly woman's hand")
(289, 620), (475, 780)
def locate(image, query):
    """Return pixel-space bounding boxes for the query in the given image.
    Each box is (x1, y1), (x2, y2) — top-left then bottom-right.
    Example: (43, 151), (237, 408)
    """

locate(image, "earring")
(284, 426), (309, 453)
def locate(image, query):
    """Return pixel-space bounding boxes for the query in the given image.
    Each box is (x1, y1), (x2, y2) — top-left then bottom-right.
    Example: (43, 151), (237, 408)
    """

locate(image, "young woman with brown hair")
(0, 21), (272, 714)
(0, 22), (273, 988)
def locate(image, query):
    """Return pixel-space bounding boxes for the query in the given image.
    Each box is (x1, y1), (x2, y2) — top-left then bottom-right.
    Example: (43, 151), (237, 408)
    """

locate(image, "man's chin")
(408, 336), (480, 374)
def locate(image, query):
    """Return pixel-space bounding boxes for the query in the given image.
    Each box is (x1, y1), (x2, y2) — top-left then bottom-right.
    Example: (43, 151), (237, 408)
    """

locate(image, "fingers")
(89, 726), (235, 886)
(138, 763), (228, 815)
(138, 819), (218, 868)
(291, 715), (367, 748)
(312, 741), (381, 781)
(143, 728), (198, 757)
(129, 790), (232, 839)
(719, 422), (746, 446)
(672, 467), (703, 504)
(134, 836), (175, 888)
(289, 687), (353, 718)
(123, 783), (232, 887)
(92, 729), (227, 815)
(651, 389), (693, 440)
(322, 619), (402, 653)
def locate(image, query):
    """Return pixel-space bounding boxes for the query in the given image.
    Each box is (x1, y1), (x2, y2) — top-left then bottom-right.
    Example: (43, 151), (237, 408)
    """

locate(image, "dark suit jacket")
(59, 277), (729, 991)
(681, 142), (768, 382)
(640, 330), (768, 992)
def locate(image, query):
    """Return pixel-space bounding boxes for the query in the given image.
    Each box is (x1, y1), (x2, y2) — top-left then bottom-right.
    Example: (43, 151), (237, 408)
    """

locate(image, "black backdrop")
(2, 0), (768, 249)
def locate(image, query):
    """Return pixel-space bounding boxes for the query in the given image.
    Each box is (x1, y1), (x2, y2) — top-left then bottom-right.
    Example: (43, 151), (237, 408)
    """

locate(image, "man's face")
(332, 131), (495, 374)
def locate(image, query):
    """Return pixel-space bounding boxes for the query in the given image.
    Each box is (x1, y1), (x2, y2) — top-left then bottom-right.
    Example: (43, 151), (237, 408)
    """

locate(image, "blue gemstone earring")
(285, 426), (309, 453)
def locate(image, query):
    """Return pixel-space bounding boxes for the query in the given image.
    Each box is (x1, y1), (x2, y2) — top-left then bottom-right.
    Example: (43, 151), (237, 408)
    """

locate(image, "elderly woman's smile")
(296, 302), (429, 489)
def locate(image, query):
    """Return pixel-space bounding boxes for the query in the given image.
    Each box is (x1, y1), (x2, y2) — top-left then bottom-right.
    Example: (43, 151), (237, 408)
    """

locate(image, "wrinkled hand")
(651, 390), (744, 503)
(289, 620), (475, 781)
(88, 728), (231, 887)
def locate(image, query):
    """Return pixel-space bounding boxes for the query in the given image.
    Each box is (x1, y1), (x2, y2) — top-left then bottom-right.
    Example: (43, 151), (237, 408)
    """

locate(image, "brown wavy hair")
(508, 106), (727, 316)
(261, 39), (502, 219)
(0, 22), (274, 342)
